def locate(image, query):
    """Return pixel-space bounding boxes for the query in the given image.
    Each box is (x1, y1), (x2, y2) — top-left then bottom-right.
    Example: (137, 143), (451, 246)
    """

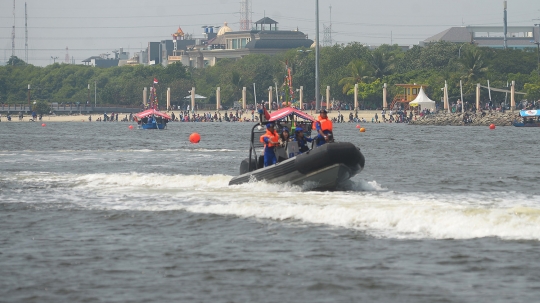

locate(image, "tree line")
(1, 41), (538, 110)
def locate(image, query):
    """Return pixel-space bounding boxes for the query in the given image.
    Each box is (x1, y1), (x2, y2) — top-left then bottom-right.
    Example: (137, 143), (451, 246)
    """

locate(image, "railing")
(0, 103), (142, 114)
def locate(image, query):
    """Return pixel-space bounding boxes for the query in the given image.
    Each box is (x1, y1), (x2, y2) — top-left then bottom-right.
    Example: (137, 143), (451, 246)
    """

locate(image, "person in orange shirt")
(314, 109), (333, 146)
(260, 123), (280, 167)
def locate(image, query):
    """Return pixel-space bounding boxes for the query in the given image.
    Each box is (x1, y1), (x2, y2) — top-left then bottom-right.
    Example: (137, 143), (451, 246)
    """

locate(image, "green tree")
(338, 60), (374, 94)
(524, 83), (540, 102)
(460, 49), (488, 82)
(7, 56), (26, 66)
(369, 50), (394, 79)
(32, 100), (50, 115)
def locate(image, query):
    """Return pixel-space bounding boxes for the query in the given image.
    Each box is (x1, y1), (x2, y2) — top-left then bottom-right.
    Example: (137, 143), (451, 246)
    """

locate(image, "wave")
(3, 172), (540, 241)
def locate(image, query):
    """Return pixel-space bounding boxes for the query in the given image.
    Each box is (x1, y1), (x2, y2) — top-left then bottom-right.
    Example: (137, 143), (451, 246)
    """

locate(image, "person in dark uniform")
(293, 127), (313, 153)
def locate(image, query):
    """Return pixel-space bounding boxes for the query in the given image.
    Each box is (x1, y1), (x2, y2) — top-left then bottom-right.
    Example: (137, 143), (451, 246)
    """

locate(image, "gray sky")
(1, 0), (539, 66)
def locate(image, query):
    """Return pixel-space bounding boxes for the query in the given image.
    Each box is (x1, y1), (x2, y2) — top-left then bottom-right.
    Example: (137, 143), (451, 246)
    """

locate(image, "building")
(422, 26), (540, 50)
(168, 18), (313, 68)
(82, 48), (129, 67)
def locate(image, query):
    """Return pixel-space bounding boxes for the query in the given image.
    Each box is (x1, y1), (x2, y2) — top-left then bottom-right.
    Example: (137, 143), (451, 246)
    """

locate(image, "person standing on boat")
(260, 123), (280, 167)
(314, 109), (333, 146)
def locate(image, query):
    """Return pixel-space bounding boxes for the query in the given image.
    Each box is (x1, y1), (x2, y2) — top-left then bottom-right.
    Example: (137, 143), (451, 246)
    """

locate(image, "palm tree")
(230, 70), (245, 102)
(460, 49), (488, 81)
(369, 50), (394, 79)
(338, 59), (374, 94)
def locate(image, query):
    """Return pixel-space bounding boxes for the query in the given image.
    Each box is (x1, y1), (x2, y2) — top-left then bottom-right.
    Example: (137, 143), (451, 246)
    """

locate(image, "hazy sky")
(1, 0), (539, 66)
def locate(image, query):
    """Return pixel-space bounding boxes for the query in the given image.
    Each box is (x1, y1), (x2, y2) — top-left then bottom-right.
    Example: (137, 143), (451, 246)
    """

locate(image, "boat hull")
(229, 142), (365, 190)
(513, 122), (540, 127)
(140, 122), (167, 129)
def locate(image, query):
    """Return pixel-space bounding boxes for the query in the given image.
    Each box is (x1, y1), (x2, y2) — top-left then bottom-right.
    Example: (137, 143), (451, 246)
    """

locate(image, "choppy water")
(1, 121), (540, 302)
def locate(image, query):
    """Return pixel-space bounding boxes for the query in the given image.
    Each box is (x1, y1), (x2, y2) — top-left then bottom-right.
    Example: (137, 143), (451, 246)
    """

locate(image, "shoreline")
(0, 110), (382, 123)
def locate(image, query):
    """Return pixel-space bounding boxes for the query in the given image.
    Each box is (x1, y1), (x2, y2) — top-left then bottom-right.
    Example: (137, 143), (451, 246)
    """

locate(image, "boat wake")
(3, 172), (540, 241)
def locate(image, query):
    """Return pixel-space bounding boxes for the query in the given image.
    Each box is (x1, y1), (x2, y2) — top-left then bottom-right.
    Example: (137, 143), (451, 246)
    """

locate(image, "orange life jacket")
(260, 130), (279, 147)
(312, 115), (323, 130)
(312, 115), (333, 132)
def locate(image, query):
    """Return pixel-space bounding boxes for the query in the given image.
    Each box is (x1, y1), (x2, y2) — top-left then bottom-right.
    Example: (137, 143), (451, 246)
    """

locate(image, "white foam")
(6, 172), (540, 240)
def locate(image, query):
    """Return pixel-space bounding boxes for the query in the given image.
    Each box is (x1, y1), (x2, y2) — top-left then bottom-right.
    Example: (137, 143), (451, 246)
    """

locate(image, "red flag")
(153, 78), (158, 84)
(263, 105), (271, 120)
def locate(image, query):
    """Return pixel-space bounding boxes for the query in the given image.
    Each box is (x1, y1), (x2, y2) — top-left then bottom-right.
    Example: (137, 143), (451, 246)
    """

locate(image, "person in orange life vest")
(260, 123), (280, 167)
(314, 109), (333, 146)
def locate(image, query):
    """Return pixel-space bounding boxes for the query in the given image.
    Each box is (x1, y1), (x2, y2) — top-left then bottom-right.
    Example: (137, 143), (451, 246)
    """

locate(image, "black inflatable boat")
(228, 107), (365, 190)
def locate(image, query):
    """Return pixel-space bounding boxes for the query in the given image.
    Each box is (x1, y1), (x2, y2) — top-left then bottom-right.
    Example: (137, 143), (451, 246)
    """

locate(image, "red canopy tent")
(266, 107), (315, 122)
(133, 109), (172, 121)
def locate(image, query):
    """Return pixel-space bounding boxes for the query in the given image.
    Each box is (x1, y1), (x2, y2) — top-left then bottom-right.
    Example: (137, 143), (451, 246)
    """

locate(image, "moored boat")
(133, 78), (171, 129)
(513, 110), (540, 127)
(228, 107), (365, 190)
(133, 109), (171, 129)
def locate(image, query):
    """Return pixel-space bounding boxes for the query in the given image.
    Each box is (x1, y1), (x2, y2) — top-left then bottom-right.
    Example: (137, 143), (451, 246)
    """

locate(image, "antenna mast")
(65, 47), (70, 64)
(503, 1), (508, 50)
(240, 0), (251, 31)
(12, 0), (15, 65)
(25, 2), (28, 64)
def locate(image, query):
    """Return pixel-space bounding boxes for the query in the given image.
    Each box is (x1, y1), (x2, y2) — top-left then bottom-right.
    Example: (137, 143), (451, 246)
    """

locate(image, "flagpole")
(315, 0), (320, 111)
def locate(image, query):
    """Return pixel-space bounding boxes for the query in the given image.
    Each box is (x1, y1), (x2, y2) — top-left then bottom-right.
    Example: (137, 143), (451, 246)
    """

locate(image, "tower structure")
(12, 0), (15, 64)
(172, 26), (185, 53)
(240, 0), (251, 31)
(65, 47), (70, 64)
(25, 2), (28, 63)
(323, 5), (332, 47)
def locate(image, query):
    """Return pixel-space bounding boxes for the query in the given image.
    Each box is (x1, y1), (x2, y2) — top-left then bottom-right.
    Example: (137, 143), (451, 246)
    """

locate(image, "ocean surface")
(1, 121), (539, 303)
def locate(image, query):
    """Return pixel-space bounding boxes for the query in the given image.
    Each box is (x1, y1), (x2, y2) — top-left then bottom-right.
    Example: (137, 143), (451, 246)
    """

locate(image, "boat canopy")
(133, 109), (172, 120)
(520, 110), (540, 117)
(267, 107), (315, 122)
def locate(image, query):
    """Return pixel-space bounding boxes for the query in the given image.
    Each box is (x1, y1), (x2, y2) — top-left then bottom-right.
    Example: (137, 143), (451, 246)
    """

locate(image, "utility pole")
(534, 24), (540, 75)
(503, 1), (508, 50)
(27, 84), (31, 113)
(94, 81), (97, 107)
(25, 2), (28, 64)
(51, 56), (58, 63)
(315, 0), (320, 111)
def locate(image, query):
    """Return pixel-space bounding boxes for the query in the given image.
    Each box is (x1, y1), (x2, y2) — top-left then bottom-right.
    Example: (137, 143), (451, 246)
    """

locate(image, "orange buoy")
(359, 127), (366, 133)
(189, 132), (201, 143)
(489, 124), (496, 130)
(128, 125), (134, 130)
(41, 123), (46, 127)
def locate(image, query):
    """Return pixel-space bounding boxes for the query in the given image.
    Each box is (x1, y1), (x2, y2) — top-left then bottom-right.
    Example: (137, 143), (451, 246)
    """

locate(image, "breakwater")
(409, 111), (520, 126)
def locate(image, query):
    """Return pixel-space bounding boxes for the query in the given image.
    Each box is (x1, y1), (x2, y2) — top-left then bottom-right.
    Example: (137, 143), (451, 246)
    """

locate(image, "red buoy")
(489, 124), (496, 130)
(41, 123), (46, 127)
(128, 125), (134, 130)
(189, 132), (201, 143)
(356, 124), (361, 129)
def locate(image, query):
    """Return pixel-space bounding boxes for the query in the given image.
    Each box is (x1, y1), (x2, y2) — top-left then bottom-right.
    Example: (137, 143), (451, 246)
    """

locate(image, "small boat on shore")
(133, 78), (171, 129)
(228, 107), (365, 190)
(513, 110), (540, 127)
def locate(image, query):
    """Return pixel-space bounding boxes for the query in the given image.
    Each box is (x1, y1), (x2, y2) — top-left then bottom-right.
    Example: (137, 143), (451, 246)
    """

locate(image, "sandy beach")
(1, 110), (382, 123)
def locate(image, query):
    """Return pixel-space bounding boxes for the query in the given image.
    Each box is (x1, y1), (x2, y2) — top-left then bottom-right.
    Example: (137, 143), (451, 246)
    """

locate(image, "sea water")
(1, 121), (539, 302)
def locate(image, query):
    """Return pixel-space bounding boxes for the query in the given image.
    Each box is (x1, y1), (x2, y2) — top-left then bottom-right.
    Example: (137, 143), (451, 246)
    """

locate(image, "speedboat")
(228, 107), (365, 190)
(513, 109), (540, 127)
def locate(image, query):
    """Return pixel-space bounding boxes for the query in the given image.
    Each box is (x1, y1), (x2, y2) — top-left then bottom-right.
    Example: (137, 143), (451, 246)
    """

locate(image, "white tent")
(183, 94), (207, 99)
(409, 87), (436, 110)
